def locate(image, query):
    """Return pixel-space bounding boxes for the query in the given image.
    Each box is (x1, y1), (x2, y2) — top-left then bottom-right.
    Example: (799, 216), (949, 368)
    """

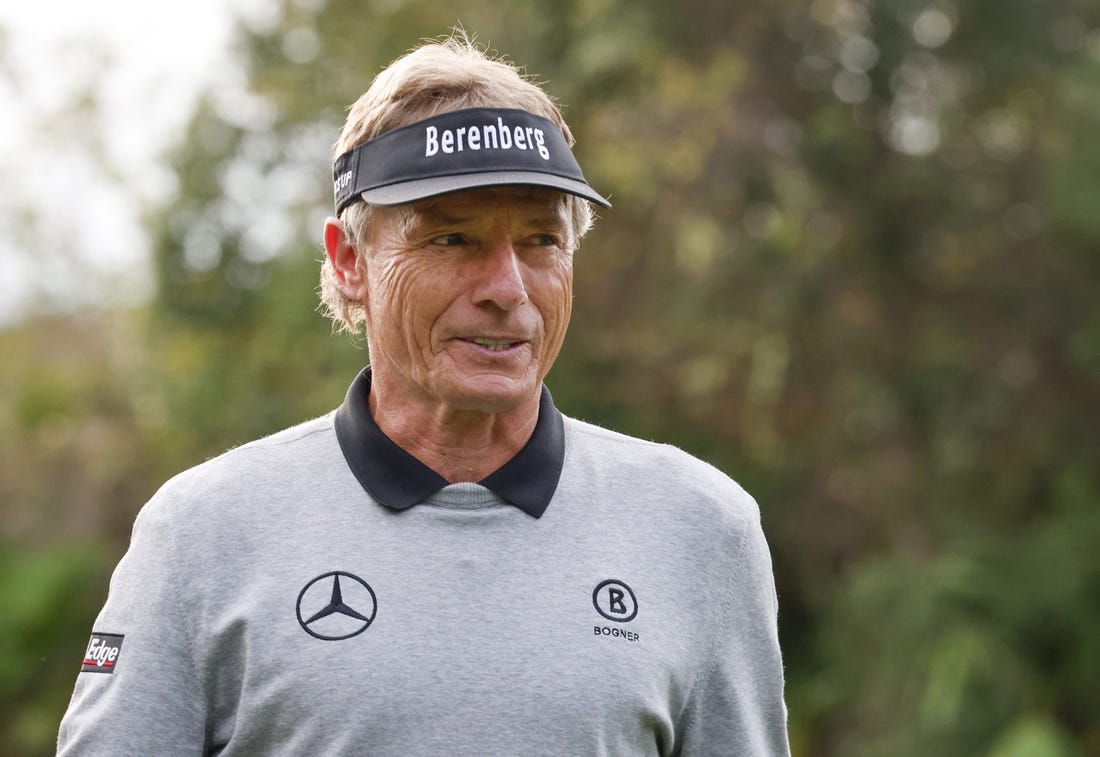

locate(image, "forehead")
(406, 186), (569, 224)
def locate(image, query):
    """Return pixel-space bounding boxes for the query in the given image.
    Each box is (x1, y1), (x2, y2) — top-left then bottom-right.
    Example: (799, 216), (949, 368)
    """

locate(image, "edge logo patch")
(81, 632), (124, 674)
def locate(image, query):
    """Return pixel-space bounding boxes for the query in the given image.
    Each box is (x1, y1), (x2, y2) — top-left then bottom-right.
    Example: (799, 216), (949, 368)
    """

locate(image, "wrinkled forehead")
(387, 186), (572, 229)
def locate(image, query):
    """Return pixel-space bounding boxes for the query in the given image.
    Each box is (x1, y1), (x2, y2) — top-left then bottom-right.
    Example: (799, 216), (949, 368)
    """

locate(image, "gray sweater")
(58, 383), (790, 756)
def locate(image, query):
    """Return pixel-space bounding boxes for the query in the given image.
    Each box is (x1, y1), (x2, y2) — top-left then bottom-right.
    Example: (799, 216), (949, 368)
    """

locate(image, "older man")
(59, 35), (790, 756)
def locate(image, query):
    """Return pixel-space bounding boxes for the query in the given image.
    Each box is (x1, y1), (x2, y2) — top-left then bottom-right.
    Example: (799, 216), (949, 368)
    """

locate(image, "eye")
(429, 232), (469, 246)
(527, 233), (562, 248)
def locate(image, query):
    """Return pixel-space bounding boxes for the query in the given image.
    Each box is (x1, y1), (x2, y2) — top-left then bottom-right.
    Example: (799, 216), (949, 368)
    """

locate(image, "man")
(59, 35), (790, 756)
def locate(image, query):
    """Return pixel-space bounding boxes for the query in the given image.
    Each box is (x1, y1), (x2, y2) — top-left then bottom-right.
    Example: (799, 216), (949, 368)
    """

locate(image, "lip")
(458, 336), (527, 350)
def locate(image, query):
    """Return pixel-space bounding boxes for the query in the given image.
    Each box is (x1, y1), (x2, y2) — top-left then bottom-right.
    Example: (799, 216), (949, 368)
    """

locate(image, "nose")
(471, 239), (528, 311)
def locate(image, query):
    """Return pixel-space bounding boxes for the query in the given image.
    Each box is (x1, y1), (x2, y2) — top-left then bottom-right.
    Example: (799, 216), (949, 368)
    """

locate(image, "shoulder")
(563, 415), (754, 497)
(173, 412), (335, 485)
(560, 416), (761, 540)
(135, 413), (339, 529)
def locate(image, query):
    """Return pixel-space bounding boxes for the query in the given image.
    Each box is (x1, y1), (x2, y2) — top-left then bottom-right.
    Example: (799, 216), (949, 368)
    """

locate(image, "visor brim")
(359, 171), (612, 208)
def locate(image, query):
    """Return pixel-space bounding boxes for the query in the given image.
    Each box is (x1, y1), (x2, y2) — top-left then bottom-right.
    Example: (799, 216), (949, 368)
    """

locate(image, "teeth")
(471, 338), (516, 352)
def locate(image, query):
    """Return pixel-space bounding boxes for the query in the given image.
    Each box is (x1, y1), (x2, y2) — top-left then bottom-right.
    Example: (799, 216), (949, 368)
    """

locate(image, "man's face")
(360, 187), (575, 416)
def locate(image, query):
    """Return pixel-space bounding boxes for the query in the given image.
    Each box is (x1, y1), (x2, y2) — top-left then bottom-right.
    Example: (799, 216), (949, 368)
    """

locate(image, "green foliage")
(0, 544), (108, 756)
(3, 0), (1098, 754)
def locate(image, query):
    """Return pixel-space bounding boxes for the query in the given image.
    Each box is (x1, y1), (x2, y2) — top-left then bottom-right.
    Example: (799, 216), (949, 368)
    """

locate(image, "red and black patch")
(80, 632), (125, 674)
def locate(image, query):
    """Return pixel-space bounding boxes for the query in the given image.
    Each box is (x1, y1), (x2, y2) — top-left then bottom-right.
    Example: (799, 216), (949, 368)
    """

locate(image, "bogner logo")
(593, 579), (640, 643)
(81, 632), (124, 674)
(296, 571), (378, 641)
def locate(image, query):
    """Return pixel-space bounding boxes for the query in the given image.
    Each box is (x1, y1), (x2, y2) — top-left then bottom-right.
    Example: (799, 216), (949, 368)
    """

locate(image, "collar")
(333, 367), (565, 518)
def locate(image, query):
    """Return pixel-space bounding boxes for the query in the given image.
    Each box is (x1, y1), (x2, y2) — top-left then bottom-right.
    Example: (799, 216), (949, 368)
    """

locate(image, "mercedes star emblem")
(296, 571), (378, 641)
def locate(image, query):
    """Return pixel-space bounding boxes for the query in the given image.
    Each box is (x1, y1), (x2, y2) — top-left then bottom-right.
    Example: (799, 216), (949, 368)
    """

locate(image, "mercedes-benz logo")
(296, 571), (378, 641)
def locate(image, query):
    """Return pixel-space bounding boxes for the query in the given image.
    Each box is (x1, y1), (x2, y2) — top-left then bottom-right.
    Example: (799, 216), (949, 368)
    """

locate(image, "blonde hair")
(319, 33), (595, 335)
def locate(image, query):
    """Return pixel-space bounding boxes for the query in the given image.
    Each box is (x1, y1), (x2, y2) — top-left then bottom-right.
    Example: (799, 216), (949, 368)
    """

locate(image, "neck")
(368, 377), (541, 484)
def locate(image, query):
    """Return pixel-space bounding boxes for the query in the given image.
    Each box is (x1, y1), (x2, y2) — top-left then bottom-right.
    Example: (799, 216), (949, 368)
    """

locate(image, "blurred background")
(2, 0), (1098, 754)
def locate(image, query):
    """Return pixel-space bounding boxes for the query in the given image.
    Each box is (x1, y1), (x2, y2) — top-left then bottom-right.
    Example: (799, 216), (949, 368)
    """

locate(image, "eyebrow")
(522, 213), (570, 230)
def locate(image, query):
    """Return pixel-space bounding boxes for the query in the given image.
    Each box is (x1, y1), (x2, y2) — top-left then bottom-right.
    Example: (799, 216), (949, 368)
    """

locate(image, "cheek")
(367, 260), (438, 348)
(534, 259), (574, 342)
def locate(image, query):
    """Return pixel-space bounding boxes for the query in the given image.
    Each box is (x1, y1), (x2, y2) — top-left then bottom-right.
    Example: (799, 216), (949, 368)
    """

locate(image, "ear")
(324, 217), (368, 301)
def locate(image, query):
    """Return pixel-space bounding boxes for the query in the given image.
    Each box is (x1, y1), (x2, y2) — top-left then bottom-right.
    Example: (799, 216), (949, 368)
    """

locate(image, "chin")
(439, 376), (538, 414)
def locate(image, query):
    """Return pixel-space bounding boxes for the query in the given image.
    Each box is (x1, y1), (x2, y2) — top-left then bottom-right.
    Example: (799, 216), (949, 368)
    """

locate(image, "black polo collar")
(333, 367), (565, 518)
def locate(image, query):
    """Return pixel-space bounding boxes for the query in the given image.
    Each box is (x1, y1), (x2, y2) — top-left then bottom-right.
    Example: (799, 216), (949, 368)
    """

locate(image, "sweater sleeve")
(677, 511), (791, 756)
(57, 492), (209, 756)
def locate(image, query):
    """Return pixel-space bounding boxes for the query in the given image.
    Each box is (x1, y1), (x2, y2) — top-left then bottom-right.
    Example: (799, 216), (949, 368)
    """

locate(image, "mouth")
(464, 337), (524, 353)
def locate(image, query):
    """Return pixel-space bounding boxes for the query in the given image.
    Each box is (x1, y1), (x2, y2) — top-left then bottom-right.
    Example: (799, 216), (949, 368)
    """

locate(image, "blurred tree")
(3, 0), (1098, 755)
(0, 315), (150, 756)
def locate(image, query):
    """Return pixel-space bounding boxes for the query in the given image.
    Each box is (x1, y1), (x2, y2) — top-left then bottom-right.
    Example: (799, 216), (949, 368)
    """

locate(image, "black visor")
(333, 107), (611, 213)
